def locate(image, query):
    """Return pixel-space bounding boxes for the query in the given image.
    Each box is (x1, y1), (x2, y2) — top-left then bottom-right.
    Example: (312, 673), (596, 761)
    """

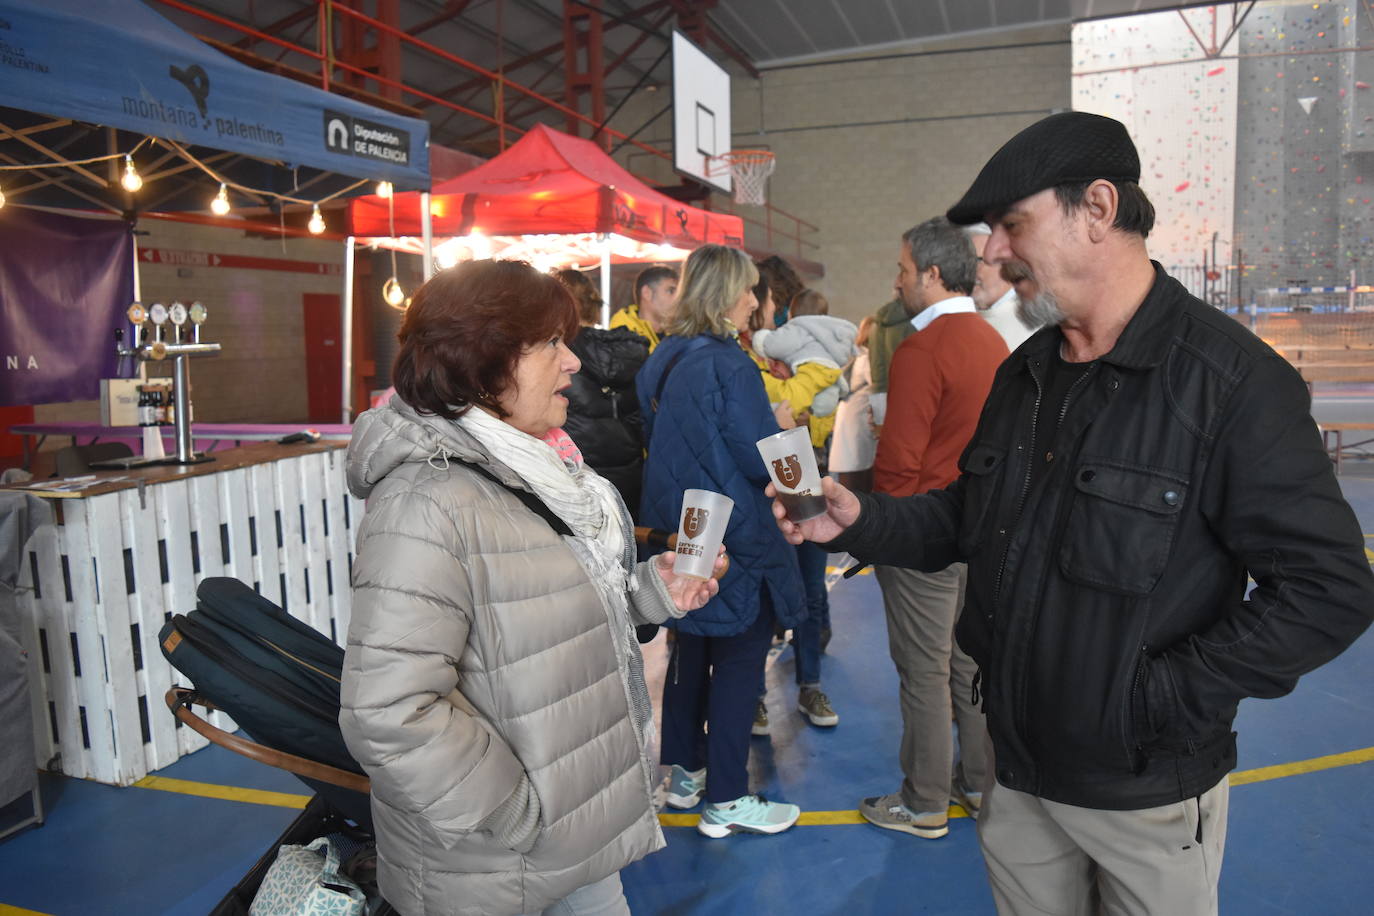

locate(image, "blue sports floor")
(4, 433), (1374, 914)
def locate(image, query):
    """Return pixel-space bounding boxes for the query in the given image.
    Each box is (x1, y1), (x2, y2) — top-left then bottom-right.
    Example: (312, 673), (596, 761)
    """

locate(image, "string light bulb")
(0, 184), (6, 210)
(375, 181), (393, 199)
(383, 276), (407, 309)
(121, 155), (143, 192)
(307, 204), (325, 234)
(210, 183), (231, 216)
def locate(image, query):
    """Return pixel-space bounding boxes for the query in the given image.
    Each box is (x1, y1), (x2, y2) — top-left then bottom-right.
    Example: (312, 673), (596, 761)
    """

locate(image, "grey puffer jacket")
(340, 399), (679, 916)
(752, 315), (859, 416)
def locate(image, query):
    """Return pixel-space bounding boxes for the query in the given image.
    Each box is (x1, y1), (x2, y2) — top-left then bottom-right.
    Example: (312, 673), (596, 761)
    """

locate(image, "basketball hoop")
(709, 150), (776, 206)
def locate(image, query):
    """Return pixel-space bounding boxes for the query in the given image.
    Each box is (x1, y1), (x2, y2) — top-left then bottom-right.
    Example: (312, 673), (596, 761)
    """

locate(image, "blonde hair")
(667, 244), (758, 338)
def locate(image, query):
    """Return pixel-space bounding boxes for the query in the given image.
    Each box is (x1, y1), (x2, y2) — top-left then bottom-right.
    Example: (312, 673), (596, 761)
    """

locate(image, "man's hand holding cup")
(756, 427), (861, 545)
(765, 476), (861, 545)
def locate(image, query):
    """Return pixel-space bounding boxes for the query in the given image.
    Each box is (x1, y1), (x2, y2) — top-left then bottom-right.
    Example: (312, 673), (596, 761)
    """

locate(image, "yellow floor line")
(825, 565), (871, 576)
(1227, 745), (1374, 786)
(0, 905), (57, 916)
(129, 745), (1374, 827)
(133, 774), (309, 809)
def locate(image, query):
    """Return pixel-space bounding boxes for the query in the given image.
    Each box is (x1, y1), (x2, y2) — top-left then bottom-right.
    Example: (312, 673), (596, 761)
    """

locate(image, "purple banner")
(0, 208), (133, 406)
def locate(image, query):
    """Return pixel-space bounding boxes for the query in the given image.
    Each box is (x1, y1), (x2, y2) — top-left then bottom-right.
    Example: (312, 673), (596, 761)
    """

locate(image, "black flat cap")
(946, 111), (1140, 225)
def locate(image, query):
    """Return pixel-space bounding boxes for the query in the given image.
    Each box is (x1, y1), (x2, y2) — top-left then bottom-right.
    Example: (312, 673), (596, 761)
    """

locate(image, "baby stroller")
(160, 577), (394, 915)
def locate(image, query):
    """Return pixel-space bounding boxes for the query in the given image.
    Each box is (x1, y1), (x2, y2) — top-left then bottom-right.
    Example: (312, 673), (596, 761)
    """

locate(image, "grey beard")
(1017, 287), (1066, 328)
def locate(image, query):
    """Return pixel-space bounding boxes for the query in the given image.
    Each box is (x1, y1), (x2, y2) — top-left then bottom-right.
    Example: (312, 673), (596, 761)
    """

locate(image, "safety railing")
(150, 0), (820, 254)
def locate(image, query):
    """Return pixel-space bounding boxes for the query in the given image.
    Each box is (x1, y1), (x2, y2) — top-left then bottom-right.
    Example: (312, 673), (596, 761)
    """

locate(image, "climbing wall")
(1235, 0), (1371, 294)
(1072, 8), (1238, 288)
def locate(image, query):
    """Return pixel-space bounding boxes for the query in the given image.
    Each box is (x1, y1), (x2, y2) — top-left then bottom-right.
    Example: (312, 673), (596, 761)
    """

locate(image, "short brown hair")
(1053, 179), (1155, 239)
(393, 260), (577, 420)
(789, 289), (828, 317)
(757, 255), (804, 320)
(635, 264), (677, 301)
(554, 268), (603, 324)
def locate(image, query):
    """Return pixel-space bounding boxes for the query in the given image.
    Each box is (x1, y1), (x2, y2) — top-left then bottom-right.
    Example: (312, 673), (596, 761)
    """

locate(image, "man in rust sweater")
(861, 216), (1009, 840)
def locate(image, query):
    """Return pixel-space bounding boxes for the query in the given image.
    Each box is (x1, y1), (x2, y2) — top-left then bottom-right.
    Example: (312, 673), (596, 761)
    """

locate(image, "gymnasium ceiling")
(152, 1), (1227, 156)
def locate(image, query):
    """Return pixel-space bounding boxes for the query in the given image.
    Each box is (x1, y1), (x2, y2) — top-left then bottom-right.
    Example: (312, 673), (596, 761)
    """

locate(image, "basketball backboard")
(672, 31), (731, 195)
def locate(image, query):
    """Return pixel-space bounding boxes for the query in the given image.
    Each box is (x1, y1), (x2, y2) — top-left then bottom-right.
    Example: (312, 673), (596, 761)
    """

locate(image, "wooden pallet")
(11, 443), (363, 785)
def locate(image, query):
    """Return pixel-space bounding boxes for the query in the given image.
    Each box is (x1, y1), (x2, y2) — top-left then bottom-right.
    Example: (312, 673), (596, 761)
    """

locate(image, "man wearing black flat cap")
(769, 111), (1374, 914)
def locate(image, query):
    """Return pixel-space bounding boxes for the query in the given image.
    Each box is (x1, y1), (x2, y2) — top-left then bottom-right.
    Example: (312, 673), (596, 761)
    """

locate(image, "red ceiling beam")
(231, 5), (318, 50)
(415, 0), (671, 111)
(407, 0), (474, 37)
(415, 38), (566, 109)
(563, 0), (608, 146)
(603, 7), (673, 79)
(670, 0), (757, 78)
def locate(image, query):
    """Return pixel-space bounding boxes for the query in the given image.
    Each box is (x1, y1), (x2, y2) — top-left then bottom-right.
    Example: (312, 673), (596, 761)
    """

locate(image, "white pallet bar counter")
(4, 441), (362, 786)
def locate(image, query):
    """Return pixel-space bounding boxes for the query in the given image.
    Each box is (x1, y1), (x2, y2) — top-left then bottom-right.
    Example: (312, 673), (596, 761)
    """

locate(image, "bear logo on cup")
(683, 506), (708, 539)
(772, 454), (804, 489)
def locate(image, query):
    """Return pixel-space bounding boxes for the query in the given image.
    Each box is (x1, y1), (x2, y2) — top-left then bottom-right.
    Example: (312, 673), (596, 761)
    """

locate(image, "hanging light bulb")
(375, 180), (393, 199)
(210, 183), (230, 216)
(307, 204), (326, 234)
(383, 246), (406, 309)
(121, 155), (143, 192)
(0, 184), (6, 210)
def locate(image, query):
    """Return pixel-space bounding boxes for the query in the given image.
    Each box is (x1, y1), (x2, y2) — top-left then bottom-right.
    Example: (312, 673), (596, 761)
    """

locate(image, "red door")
(302, 293), (342, 422)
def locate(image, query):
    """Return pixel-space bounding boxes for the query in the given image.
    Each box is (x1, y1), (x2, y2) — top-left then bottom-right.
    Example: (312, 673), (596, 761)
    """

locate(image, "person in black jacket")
(769, 113), (1374, 916)
(556, 269), (650, 518)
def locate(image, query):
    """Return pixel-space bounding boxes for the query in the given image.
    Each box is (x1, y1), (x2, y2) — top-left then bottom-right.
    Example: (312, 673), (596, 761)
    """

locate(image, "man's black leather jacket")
(830, 264), (1374, 809)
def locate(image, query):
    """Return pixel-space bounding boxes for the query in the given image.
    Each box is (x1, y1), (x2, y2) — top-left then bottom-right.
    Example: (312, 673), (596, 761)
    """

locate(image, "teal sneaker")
(697, 794), (801, 838)
(663, 765), (706, 810)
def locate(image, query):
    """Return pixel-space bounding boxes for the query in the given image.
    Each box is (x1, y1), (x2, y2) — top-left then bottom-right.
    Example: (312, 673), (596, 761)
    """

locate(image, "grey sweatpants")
(978, 773), (1229, 916)
(874, 562), (988, 813)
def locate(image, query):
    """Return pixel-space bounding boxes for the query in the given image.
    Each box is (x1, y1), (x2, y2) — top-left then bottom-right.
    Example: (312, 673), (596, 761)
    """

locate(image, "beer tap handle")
(114, 328), (133, 378)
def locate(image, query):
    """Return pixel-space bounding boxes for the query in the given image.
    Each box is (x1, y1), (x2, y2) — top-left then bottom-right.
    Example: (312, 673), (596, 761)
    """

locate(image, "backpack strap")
(458, 459), (574, 538)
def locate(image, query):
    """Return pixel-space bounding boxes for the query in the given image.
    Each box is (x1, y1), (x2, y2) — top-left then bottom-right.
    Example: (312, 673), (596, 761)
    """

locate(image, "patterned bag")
(249, 836), (366, 916)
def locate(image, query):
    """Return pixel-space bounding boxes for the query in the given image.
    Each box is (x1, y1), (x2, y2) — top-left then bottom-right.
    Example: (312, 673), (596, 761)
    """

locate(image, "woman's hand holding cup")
(655, 545), (727, 611)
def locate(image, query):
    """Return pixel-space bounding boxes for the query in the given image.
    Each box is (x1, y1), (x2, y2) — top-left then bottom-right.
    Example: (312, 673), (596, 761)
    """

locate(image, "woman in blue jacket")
(638, 244), (806, 838)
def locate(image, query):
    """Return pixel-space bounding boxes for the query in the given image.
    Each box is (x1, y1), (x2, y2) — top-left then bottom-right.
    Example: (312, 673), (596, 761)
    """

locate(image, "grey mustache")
(1000, 261), (1033, 283)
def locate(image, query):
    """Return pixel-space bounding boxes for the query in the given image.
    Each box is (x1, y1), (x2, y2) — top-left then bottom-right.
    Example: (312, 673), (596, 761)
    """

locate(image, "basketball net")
(709, 150), (775, 206)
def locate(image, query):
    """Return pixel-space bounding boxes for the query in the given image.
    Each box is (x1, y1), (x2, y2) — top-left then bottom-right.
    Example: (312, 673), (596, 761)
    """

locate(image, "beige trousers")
(978, 771), (1229, 916)
(874, 563), (988, 813)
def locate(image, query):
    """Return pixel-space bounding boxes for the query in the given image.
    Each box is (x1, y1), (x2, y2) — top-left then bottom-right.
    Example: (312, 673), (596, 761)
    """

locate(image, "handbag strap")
(303, 837), (365, 900)
(304, 836), (345, 880)
(457, 458), (573, 538)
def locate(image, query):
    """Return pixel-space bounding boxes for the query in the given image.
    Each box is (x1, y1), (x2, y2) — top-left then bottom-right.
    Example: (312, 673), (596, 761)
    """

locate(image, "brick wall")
(35, 218), (349, 428)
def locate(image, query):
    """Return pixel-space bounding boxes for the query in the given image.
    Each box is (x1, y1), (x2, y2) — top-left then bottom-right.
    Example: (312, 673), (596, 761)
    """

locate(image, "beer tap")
(114, 299), (222, 465)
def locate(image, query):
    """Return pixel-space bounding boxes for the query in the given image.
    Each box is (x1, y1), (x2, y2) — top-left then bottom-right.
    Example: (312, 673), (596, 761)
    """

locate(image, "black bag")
(159, 577), (371, 828)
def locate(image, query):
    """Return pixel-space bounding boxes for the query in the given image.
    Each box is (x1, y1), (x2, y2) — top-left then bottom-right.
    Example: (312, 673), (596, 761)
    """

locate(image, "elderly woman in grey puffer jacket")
(341, 260), (723, 916)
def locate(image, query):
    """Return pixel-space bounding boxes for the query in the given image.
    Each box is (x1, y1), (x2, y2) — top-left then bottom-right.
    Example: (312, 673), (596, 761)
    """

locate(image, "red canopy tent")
(346, 123), (744, 248)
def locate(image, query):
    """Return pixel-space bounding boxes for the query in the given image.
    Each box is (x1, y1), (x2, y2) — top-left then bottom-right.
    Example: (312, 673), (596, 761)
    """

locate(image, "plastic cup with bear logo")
(674, 489), (734, 579)
(756, 426), (826, 522)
